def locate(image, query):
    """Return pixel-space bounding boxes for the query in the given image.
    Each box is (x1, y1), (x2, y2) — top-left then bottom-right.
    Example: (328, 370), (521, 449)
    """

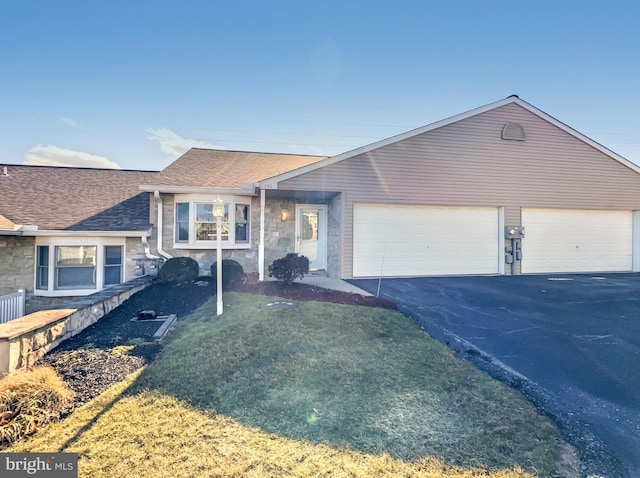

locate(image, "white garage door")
(521, 208), (632, 274)
(353, 204), (500, 277)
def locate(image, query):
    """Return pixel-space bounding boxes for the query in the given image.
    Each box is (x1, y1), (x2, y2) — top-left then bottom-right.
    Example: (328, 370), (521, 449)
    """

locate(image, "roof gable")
(258, 96), (640, 188)
(0, 165), (156, 232)
(0, 213), (16, 231)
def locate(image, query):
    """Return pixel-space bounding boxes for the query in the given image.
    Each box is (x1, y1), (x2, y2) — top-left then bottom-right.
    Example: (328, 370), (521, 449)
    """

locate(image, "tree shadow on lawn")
(128, 292), (564, 476)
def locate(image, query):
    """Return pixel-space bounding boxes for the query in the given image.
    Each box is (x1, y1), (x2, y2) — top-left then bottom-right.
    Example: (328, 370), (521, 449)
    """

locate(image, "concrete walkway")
(299, 273), (373, 296)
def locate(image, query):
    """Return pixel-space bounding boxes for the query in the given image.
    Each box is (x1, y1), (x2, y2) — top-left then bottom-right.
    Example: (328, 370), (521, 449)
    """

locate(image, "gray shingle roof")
(0, 165), (156, 231)
(145, 149), (327, 188)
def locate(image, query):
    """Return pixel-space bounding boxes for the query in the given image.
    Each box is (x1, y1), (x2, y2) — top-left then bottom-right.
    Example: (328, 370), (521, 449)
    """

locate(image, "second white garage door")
(521, 208), (633, 274)
(353, 204), (500, 277)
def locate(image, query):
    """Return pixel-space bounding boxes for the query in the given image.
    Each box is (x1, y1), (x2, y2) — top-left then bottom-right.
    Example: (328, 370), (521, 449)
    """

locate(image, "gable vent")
(502, 123), (526, 141)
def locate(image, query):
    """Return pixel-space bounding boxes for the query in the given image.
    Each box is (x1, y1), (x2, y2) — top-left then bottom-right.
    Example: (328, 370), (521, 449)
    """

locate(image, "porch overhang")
(263, 189), (340, 202)
(0, 229), (23, 236)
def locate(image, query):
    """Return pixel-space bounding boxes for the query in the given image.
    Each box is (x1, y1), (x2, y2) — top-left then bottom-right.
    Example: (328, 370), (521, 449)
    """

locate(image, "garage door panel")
(521, 209), (632, 274)
(353, 204), (499, 277)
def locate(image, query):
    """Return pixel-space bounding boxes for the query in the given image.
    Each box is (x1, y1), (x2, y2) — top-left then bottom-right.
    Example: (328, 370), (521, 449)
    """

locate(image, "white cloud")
(24, 145), (122, 169)
(146, 127), (225, 157)
(59, 116), (78, 128)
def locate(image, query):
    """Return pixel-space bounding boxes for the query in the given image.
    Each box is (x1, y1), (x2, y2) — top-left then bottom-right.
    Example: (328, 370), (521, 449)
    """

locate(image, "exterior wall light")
(280, 199), (291, 222)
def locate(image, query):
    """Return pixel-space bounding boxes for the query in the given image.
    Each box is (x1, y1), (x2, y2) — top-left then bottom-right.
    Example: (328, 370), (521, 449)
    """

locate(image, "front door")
(295, 205), (327, 270)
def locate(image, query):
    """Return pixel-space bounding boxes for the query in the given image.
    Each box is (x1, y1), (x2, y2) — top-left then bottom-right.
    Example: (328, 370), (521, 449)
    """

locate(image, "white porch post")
(259, 189), (266, 281)
(213, 199), (225, 316)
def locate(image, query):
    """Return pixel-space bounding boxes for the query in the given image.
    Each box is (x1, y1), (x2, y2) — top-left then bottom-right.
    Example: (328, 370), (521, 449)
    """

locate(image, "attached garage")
(521, 208), (633, 274)
(263, 96), (640, 279)
(352, 204), (501, 277)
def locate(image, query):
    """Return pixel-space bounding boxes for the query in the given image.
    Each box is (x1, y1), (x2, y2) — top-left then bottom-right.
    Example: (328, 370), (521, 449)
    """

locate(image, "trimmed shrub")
(0, 366), (74, 445)
(159, 256), (199, 284)
(268, 253), (309, 284)
(211, 260), (245, 289)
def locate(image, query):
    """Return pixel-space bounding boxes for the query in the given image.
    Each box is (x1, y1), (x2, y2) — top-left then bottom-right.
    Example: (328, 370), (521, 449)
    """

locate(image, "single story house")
(0, 165), (158, 305)
(4, 95), (640, 305)
(147, 96), (640, 281)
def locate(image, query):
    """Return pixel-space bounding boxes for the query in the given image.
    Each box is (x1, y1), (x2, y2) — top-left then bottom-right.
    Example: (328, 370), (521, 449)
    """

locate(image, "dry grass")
(6, 293), (571, 477)
(0, 366), (74, 445)
(10, 372), (535, 477)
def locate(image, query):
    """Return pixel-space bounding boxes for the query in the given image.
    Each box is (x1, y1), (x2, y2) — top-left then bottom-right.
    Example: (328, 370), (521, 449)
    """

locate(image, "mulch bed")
(39, 279), (396, 416)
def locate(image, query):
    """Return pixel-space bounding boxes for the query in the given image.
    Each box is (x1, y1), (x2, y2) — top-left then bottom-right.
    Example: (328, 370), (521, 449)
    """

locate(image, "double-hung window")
(36, 246), (49, 290)
(55, 245), (97, 290)
(104, 246), (123, 285)
(35, 241), (124, 296)
(174, 196), (251, 247)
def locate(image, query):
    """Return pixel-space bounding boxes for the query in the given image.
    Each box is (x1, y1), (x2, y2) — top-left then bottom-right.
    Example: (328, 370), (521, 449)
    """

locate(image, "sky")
(1, 0), (639, 171)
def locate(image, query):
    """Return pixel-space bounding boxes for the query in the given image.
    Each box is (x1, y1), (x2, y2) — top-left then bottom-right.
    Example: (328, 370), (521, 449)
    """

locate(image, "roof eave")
(512, 97), (640, 175)
(258, 96), (640, 187)
(21, 229), (152, 237)
(140, 184), (257, 196)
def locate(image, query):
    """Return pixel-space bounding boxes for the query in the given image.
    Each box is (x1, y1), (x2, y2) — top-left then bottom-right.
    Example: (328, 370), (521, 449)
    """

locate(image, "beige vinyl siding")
(278, 104), (640, 278)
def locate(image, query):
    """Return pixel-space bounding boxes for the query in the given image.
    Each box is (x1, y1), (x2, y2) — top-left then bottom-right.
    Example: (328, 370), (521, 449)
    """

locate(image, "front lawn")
(9, 292), (570, 477)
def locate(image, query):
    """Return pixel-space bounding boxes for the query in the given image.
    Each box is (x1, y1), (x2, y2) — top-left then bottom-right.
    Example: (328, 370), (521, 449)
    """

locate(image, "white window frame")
(34, 237), (126, 297)
(173, 194), (252, 249)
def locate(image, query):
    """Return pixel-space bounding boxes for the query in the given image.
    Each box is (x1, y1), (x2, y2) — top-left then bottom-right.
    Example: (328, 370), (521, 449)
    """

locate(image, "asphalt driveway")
(350, 274), (640, 478)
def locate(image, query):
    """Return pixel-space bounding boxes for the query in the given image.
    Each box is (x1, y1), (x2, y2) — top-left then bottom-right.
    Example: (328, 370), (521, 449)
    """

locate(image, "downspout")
(154, 191), (173, 260)
(141, 233), (160, 260)
(258, 188), (266, 281)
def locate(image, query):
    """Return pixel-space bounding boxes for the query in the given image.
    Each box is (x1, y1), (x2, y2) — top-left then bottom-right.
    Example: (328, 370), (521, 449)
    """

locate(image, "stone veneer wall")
(263, 198), (297, 270)
(23, 237), (156, 314)
(0, 235), (34, 298)
(0, 277), (153, 375)
(125, 236), (160, 278)
(157, 194), (342, 277)
(326, 193), (342, 278)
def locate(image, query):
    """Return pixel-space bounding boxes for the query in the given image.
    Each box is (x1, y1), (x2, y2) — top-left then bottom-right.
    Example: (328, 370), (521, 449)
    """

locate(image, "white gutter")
(22, 229), (150, 237)
(141, 185), (257, 196)
(154, 191), (173, 260)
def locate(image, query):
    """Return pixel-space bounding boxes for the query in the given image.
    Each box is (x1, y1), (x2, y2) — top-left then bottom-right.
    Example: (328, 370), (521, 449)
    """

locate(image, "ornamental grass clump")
(0, 366), (74, 445)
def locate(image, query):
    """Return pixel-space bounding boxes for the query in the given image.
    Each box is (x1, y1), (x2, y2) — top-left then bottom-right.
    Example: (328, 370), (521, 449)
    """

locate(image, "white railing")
(0, 289), (26, 324)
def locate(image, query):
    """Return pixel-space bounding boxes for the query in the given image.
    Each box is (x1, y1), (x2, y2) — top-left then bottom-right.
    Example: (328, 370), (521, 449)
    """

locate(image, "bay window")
(174, 196), (251, 247)
(195, 203), (229, 241)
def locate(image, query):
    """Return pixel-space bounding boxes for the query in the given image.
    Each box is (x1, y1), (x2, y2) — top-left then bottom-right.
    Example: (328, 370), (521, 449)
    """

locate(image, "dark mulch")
(229, 280), (397, 310)
(40, 278), (395, 416)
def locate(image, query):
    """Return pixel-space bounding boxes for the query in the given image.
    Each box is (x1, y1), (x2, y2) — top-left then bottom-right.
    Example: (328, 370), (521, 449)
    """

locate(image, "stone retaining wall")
(0, 277), (154, 375)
